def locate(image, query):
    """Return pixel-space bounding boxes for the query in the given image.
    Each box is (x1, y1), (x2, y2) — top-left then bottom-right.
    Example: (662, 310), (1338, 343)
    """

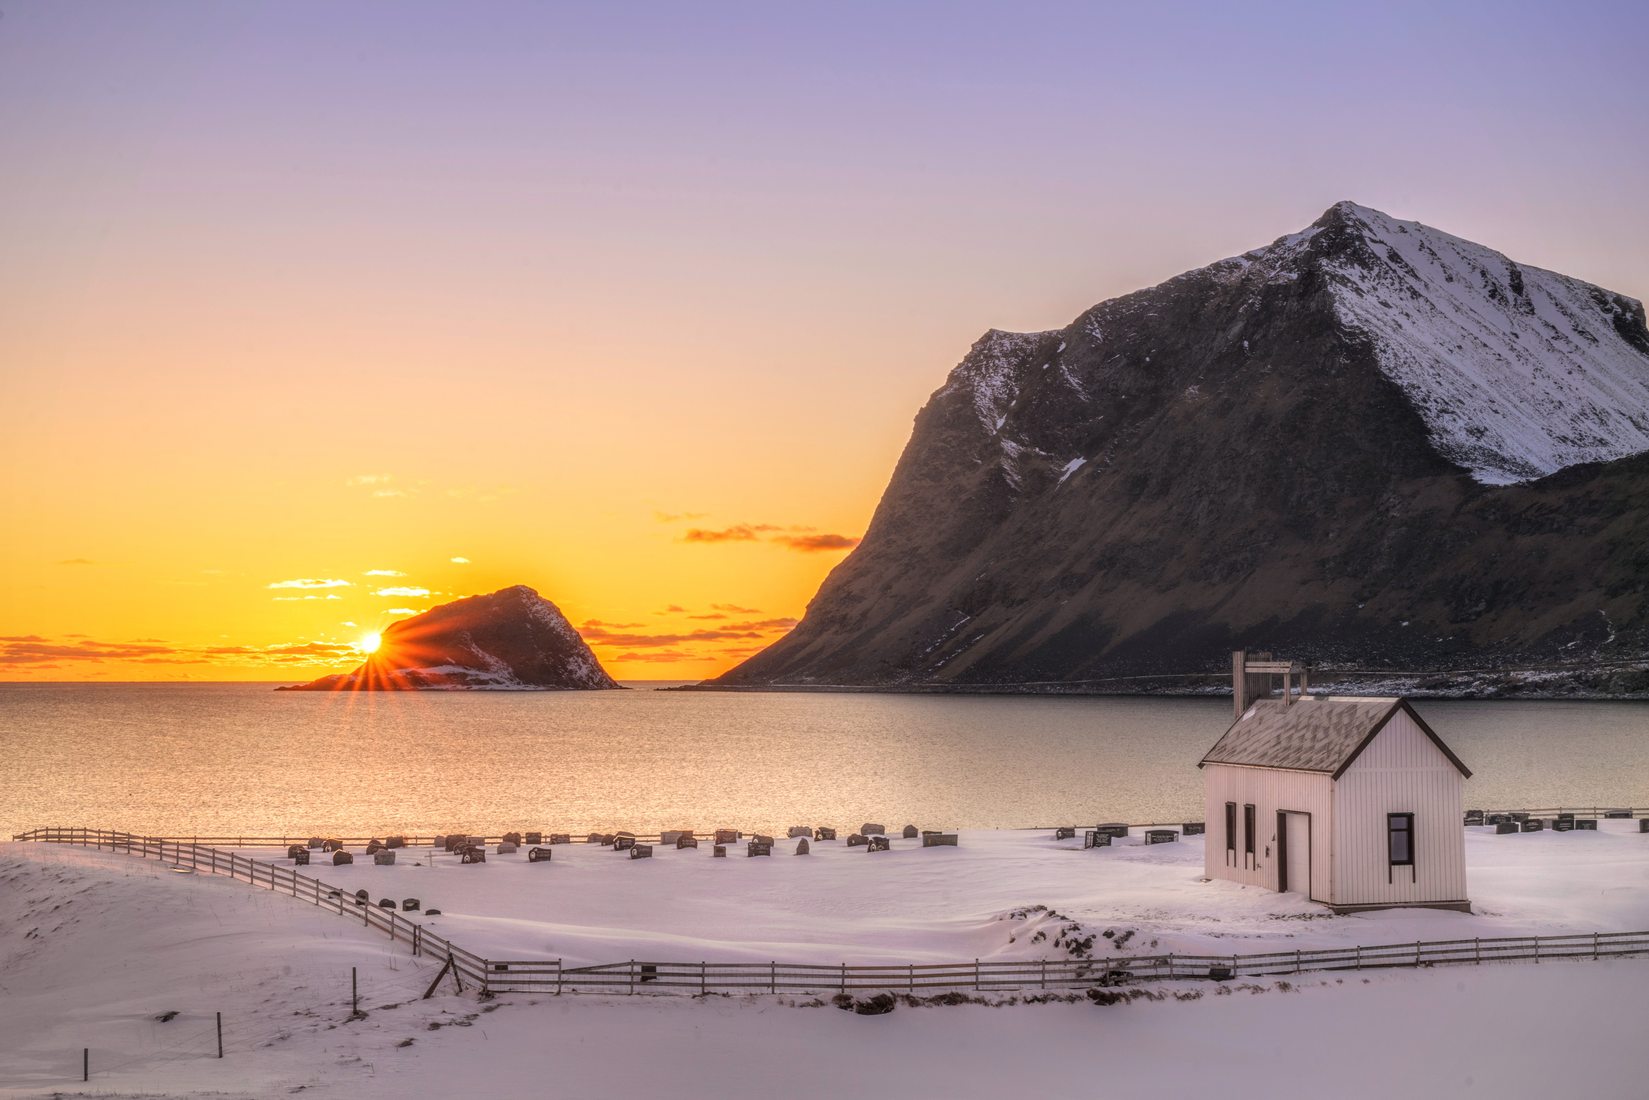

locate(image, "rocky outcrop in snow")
(280, 585), (619, 691)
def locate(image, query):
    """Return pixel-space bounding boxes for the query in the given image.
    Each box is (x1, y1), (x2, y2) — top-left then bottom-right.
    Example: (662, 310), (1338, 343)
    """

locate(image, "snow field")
(3, 831), (1647, 1099)
(251, 822), (1649, 970)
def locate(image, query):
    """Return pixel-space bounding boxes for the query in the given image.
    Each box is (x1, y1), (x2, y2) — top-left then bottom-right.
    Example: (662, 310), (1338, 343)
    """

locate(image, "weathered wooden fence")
(13, 827), (494, 991)
(12, 826), (1648, 998)
(13, 806), (1644, 851)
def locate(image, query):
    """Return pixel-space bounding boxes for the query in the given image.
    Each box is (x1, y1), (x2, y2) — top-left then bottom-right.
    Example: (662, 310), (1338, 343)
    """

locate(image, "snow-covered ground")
(239, 823), (1649, 967)
(2, 827), (1646, 1098)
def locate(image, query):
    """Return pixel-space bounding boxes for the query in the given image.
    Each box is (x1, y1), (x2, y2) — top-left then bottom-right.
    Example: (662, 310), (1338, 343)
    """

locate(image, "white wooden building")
(1199, 652), (1472, 914)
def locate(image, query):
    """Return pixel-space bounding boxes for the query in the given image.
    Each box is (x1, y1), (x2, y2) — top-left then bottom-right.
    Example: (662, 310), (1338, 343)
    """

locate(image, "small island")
(278, 585), (619, 691)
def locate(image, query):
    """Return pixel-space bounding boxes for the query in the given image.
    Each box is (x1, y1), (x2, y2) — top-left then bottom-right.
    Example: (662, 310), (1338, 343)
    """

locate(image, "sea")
(2, 683), (1645, 838)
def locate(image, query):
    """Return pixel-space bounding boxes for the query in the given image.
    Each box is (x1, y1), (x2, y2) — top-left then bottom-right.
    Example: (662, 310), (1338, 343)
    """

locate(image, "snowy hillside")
(1315, 202), (1649, 484)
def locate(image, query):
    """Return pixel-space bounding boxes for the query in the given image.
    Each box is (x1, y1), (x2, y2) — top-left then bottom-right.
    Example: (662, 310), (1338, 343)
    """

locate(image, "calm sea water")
(1, 683), (1645, 838)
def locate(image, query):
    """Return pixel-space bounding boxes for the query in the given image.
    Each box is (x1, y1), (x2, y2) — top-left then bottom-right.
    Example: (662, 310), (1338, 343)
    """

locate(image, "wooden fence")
(13, 806), (1644, 852)
(12, 826), (1649, 998)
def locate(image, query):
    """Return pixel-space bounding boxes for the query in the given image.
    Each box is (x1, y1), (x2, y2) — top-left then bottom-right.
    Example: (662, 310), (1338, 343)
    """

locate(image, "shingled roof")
(1199, 697), (1471, 779)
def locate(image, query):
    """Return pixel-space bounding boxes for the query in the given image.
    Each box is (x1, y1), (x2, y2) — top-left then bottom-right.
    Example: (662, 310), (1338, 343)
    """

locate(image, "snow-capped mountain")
(281, 585), (619, 691)
(1285, 203), (1649, 484)
(714, 203), (1649, 694)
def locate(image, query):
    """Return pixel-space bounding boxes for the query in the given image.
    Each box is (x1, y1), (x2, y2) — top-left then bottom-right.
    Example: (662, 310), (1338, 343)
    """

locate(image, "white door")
(1283, 812), (1310, 898)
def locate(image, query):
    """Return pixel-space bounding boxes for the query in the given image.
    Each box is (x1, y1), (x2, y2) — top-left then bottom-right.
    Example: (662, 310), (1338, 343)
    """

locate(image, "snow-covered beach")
(4, 823), (1646, 1098)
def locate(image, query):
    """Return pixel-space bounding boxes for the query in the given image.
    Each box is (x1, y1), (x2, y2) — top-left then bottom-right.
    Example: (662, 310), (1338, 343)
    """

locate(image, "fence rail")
(12, 806), (1645, 851)
(12, 826), (1649, 998)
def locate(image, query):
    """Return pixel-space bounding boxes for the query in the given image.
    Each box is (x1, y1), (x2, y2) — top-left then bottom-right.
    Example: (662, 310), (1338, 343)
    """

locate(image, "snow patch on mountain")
(941, 329), (1055, 434)
(1322, 203), (1649, 484)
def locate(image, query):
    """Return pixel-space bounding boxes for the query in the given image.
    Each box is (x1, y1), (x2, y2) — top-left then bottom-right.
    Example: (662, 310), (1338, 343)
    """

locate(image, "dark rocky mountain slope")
(713, 203), (1649, 695)
(281, 585), (619, 690)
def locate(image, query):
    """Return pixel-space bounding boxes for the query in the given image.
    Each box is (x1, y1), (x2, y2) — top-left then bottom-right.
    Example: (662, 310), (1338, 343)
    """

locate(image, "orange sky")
(4, 4), (1644, 682)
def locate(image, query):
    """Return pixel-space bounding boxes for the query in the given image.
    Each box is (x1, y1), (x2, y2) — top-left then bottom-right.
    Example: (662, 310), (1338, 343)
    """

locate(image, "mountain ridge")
(712, 202), (1649, 693)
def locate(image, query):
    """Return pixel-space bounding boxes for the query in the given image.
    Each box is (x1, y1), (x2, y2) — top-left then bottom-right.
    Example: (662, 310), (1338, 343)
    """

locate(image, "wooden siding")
(1203, 764), (1333, 901)
(1331, 708), (1467, 907)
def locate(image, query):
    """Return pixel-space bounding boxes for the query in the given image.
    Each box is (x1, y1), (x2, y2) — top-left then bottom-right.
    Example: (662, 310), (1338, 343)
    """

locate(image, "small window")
(1224, 802), (1237, 853)
(1388, 813), (1414, 866)
(1243, 804), (1256, 856)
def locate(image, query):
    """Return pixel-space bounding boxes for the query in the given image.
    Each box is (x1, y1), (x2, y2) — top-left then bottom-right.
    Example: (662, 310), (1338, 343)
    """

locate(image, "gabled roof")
(1198, 697), (1471, 779)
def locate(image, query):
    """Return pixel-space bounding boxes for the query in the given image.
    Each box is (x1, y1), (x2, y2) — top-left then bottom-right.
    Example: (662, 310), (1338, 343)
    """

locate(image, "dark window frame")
(1224, 802), (1237, 862)
(1243, 803), (1256, 861)
(1387, 812), (1415, 867)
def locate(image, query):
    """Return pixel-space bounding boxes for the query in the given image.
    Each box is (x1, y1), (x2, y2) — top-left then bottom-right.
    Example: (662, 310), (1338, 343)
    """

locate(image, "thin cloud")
(0, 634), (368, 671)
(655, 510), (708, 523)
(726, 618), (799, 631)
(683, 525), (763, 543)
(578, 625), (768, 648)
(364, 569), (406, 577)
(773, 533), (861, 552)
(581, 619), (647, 630)
(0, 638), (196, 666)
(711, 603), (761, 614)
(373, 586), (430, 598)
(688, 613), (728, 620)
(273, 594), (344, 601)
(450, 557), (471, 564)
(657, 605), (686, 614)
(347, 473), (418, 498)
(267, 578), (352, 590)
(383, 607), (424, 616)
(609, 649), (700, 663)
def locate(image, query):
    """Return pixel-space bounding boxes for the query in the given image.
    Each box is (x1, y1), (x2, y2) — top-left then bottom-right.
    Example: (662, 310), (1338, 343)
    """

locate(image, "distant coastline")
(675, 665), (1649, 701)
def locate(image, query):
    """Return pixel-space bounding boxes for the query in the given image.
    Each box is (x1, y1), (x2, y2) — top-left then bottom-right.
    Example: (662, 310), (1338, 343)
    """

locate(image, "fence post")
(1355, 945), (1361, 970)
(1593, 932), (1599, 960)
(770, 961), (776, 994)
(840, 963), (846, 994)
(701, 961), (707, 996)
(630, 960), (636, 995)
(975, 958), (980, 992)
(1041, 958), (1047, 990)
(557, 960), (564, 997)
(1474, 937), (1480, 964)
(1534, 936), (1540, 965)
(216, 1012), (223, 1059)
(908, 964), (914, 994)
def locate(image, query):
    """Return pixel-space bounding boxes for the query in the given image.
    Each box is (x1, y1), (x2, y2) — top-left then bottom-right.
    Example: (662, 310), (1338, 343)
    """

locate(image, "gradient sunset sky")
(3, 1), (1645, 681)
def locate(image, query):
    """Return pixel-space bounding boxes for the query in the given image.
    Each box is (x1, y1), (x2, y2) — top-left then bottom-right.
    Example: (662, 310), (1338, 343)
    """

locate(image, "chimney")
(1234, 649), (1297, 717)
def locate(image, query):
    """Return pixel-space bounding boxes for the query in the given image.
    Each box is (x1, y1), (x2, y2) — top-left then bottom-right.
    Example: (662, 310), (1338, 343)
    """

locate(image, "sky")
(2, 0), (1645, 681)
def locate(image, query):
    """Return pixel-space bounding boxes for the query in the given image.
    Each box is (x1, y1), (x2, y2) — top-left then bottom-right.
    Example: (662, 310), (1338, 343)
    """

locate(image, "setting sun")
(358, 632), (382, 655)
